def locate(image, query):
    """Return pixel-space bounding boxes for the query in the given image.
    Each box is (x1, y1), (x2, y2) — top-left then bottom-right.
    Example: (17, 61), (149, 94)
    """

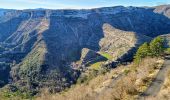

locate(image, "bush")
(134, 42), (150, 64)
(0, 85), (34, 100)
(164, 48), (170, 54)
(149, 36), (164, 56)
(134, 36), (164, 64)
(77, 66), (109, 84)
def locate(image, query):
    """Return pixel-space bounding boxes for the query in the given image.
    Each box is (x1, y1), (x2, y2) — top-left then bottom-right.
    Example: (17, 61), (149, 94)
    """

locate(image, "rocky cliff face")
(0, 5), (170, 92)
(154, 4), (170, 18)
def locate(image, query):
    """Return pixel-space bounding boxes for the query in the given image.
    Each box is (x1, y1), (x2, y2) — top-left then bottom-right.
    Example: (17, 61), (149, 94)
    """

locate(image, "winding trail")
(138, 56), (170, 100)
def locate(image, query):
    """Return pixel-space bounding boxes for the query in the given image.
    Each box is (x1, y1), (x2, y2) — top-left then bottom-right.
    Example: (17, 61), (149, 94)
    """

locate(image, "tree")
(149, 36), (164, 57)
(134, 36), (165, 64)
(134, 42), (149, 63)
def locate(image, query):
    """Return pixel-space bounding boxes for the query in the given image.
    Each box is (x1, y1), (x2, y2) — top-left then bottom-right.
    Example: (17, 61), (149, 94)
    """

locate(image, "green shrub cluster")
(77, 66), (109, 84)
(134, 36), (164, 64)
(2, 90), (33, 99)
(164, 48), (170, 54)
(0, 85), (34, 100)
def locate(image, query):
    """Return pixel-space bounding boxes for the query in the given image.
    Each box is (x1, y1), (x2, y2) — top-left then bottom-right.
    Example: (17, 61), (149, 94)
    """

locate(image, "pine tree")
(149, 36), (164, 57)
(134, 42), (149, 63)
(134, 36), (165, 64)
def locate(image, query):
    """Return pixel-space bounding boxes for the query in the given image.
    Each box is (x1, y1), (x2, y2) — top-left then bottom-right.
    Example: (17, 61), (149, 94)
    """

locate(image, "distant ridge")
(0, 4), (169, 93)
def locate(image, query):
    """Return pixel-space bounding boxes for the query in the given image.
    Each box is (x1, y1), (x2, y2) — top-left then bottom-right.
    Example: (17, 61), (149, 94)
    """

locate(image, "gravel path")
(138, 56), (170, 100)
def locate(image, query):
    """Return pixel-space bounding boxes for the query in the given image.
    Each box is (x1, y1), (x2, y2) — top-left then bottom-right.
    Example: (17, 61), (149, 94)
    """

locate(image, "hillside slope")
(0, 5), (170, 93)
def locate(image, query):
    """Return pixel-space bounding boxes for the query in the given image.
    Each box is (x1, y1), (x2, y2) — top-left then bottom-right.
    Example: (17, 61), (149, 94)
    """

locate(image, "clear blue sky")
(0, 0), (170, 9)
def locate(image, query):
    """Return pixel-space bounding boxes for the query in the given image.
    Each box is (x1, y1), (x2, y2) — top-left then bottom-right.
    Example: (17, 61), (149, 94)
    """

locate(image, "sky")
(0, 0), (170, 9)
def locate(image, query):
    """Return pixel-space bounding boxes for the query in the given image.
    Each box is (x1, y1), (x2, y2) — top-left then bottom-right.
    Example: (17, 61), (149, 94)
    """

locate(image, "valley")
(0, 4), (170, 100)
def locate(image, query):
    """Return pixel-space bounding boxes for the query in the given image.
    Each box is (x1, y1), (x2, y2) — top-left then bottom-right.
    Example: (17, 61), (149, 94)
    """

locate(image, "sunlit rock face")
(154, 5), (170, 18)
(0, 5), (170, 92)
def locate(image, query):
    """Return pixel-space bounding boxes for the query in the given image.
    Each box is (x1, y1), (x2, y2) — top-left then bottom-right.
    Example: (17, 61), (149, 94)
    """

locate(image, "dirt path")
(138, 56), (170, 100)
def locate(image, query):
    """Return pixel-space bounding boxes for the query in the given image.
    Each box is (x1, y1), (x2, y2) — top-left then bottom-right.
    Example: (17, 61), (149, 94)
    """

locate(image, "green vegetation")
(77, 70), (98, 84)
(134, 42), (150, 63)
(164, 48), (170, 54)
(99, 52), (113, 60)
(89, 62), (103, 70)
(149, 36), (164, 56)
(134, 36), (164, 64)
(0, 85), (34, 100)
(138, 43), (150, 57)
(1, 90), (33, 100)
(77, 37), (164, 85)
(77, 66), (109, 84)
(123, 69), (131, 75)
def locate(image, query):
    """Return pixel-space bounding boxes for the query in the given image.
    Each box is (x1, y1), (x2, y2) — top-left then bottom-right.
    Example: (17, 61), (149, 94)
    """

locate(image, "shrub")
(164, 48), (170, 54)
(124, 69), (131, 75)
(77, 66), (109, 84)
(134, 36), (164, 64)
(149, 36), (164, 57)
(134, 42), (150, 64)
(0, 86), (34, 100)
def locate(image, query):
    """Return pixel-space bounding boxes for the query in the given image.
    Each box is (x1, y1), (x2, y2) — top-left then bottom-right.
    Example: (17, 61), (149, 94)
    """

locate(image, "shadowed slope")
(0, 5), (170, 92)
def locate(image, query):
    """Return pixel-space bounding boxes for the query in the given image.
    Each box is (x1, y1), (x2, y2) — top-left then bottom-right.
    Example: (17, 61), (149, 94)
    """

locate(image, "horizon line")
(0, 4), (170, 10)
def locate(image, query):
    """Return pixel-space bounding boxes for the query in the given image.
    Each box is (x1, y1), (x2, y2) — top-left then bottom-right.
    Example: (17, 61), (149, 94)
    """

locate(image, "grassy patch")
(89, 62), (103, 70)
(99, 52), (113, 60)
(164, 48), (170, 54)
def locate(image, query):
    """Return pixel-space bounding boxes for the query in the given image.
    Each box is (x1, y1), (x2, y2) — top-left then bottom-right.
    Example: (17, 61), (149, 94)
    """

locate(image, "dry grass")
(135, 57), (164, 92)
(36, 57), (164, 100)
(36, 66), (127, 100)
(156, 70), (170, 100)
